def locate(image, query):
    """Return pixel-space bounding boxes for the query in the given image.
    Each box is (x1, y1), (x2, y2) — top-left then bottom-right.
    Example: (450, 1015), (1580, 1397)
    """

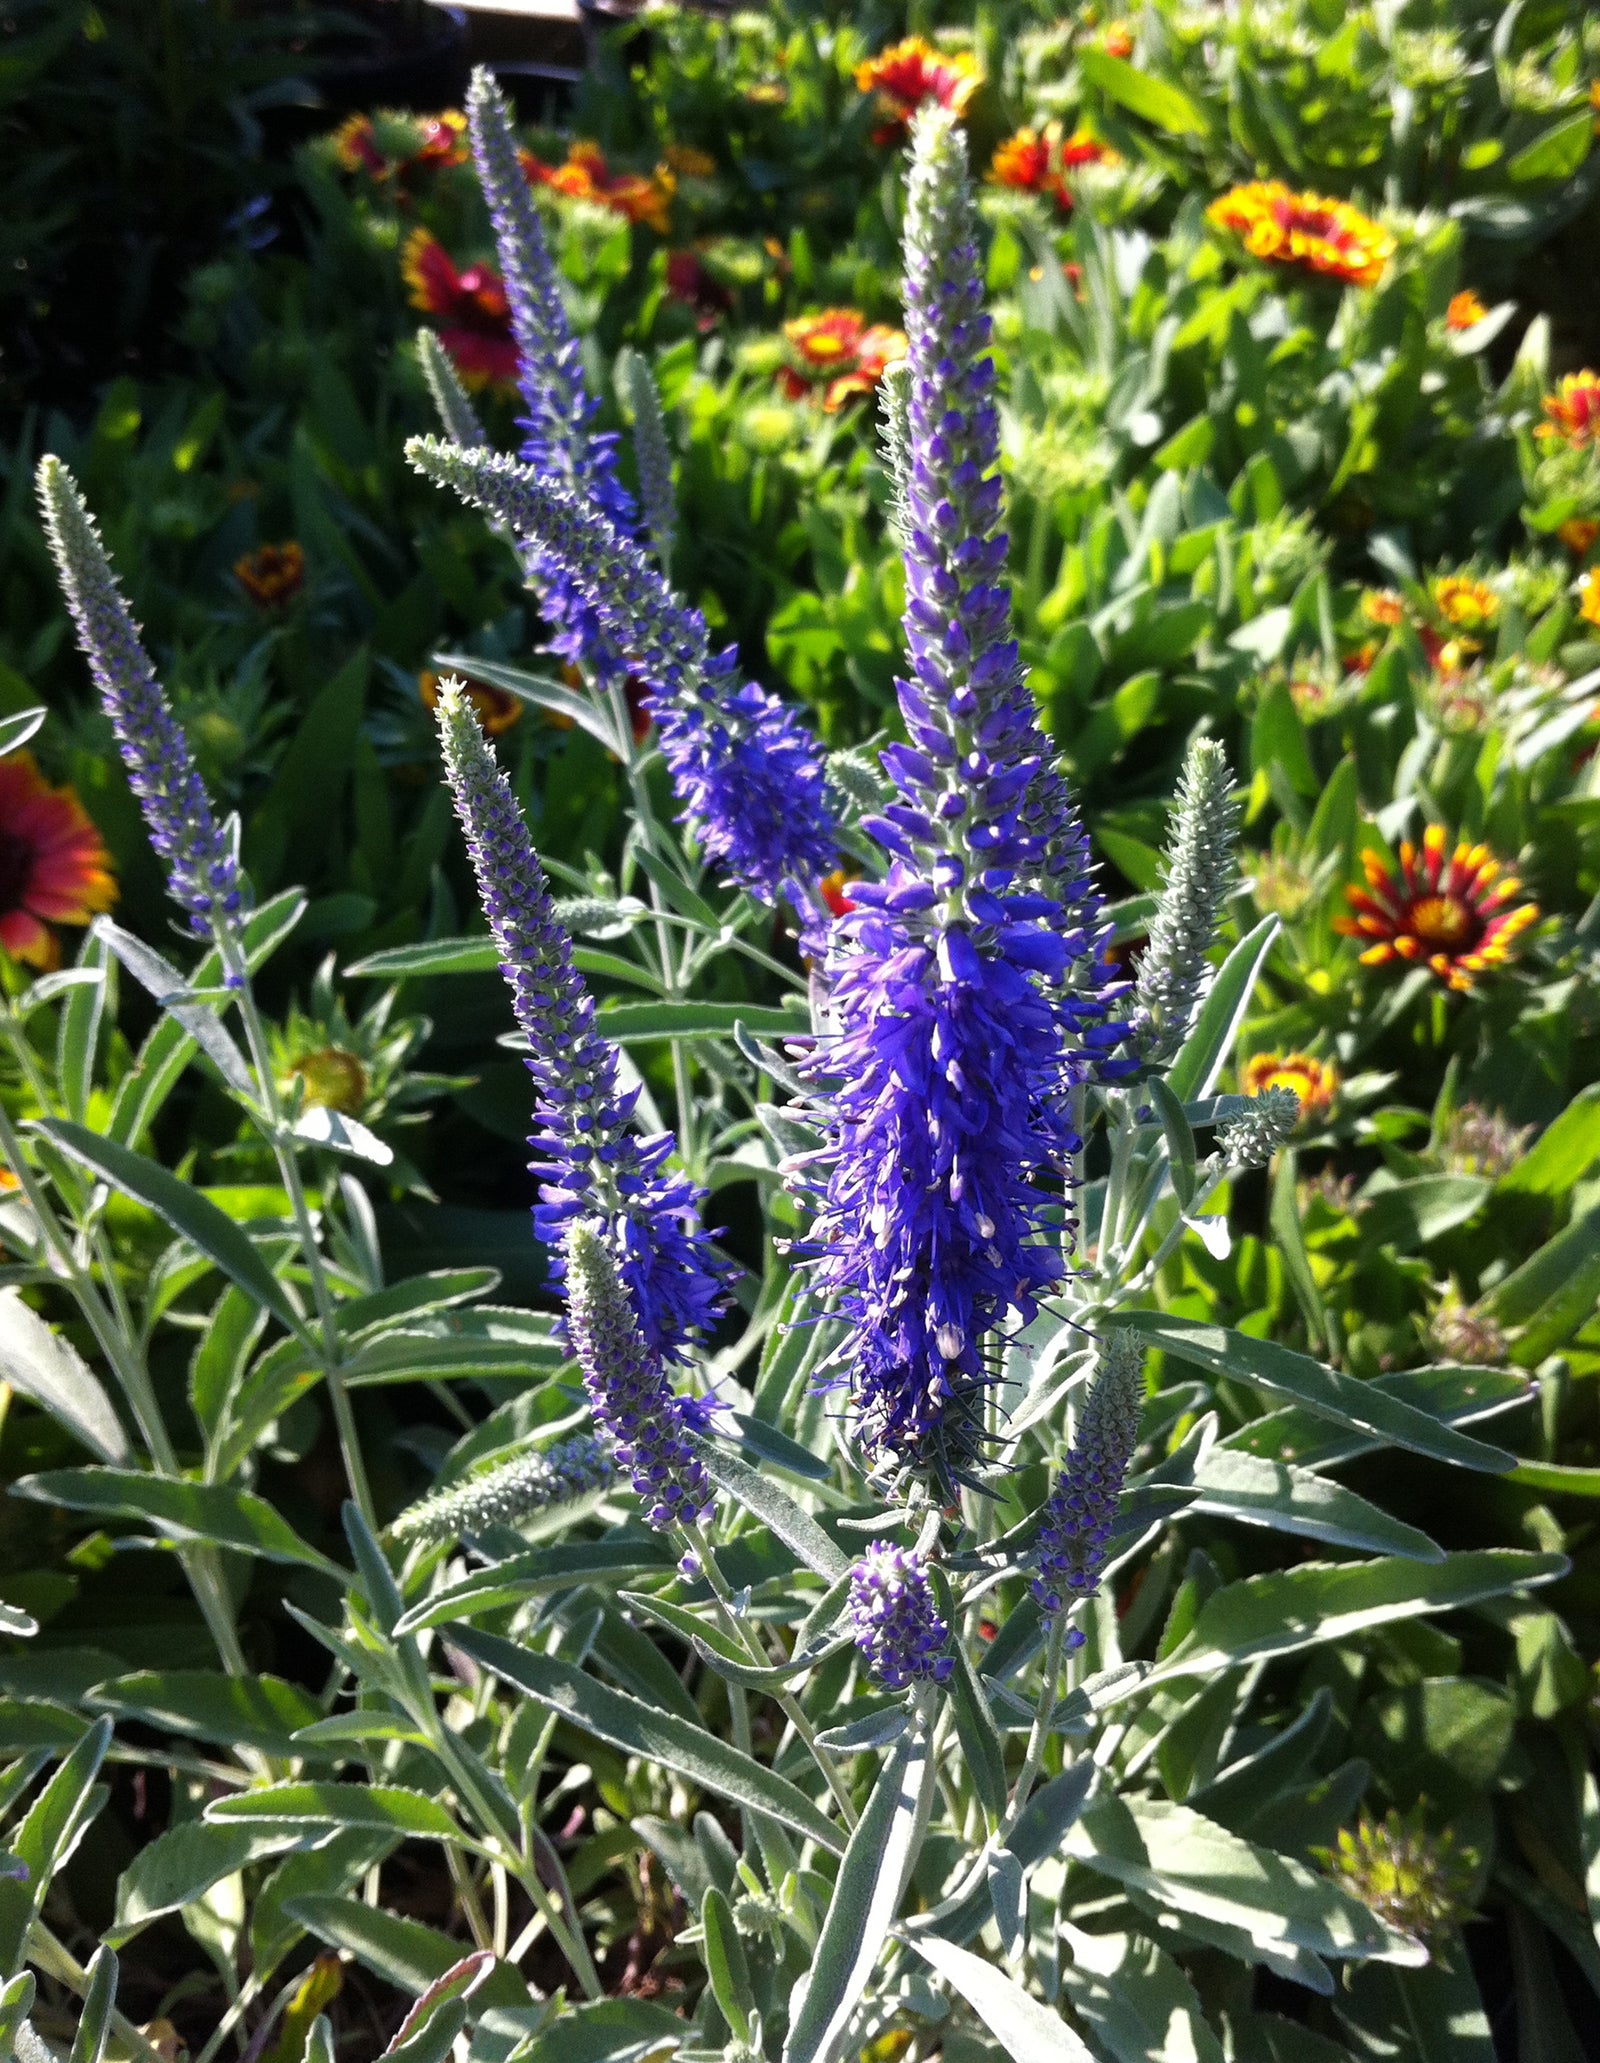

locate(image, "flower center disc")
(1409, 894), (1473, 947)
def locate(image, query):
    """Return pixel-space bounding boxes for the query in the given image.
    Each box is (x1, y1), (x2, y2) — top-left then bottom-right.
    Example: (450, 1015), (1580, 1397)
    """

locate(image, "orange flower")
(854, 37), (982, 144)
(779, 309), (907, 411)
(523, 141), (674, 234)
(662, 143), (716, 179)
(233, 542), (305, 609)
(1539, 371), (1600, 449)
(1207, 181), (1394, 289)
(1557, 517), (1599, 558)
(1361, 588), (1405, 628)
(1579, 569), (1600, 628)
(988, 123), (1111, 212)
(1241, 1051), (1339, 1121)
(1102, 22), (1135, 58)
(1431, 574), (1498, 633)
(1336, 827), (1538, 991)
(419, 670), (522, 738)
(402, 230), (518, 392)
(820, 868), (859, 917)
(0, 753), (117, 971)
(1445, 289), (1487, 331)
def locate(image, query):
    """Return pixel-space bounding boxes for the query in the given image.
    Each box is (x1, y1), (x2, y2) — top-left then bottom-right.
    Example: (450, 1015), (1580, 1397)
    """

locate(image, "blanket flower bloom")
(233, 541), (305, 609)
(988, 124), (1111, 211)
(0, 753), (116, 970)
(800, 108), (1120, 1478)
(1241, 1050), (1339, 1121)
(855, 37), (982, 144)
(38, 457), (241, 936)
(1538, 371), (1600, 449)
(1445, 289), (1488, 331)
(778, 310), (908, 412)
(333, 109), (467, 181)
(1033, 1330), (1144, 1616)
(419, 667), (522, 737)
(846, 1542), (954, 1688)
(523, 140), (674, 234)
(1580, 568), (1600, 626)
(410, 440), (838, 907)
(435, 680), (724, 1355)
(1559, 517), (1600, 559)
(390, 1434), (614, 1545)
(402, 229), (519, 393)
(1431, 574), (1498, 633)
(564, 1222), (714, 1530)
(1337, 826), (1539, 991)
(1207, 181), (1394, 288)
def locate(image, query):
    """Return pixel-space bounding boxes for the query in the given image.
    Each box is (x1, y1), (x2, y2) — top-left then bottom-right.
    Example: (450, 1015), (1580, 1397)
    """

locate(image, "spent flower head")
(391, 1436), (614, 1546)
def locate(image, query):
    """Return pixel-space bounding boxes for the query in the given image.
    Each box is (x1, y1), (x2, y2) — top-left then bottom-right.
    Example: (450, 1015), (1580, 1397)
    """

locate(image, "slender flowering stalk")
(435, 681), (724, 1354)
(565, 1221), (714, 1530)
(846, 1541), (954, 1689)
(1032, 1330), (1145, 1615)
(391, 1435), (613, 1545)
(411, 440), (838, 905)
(418, 327), (488, 449)
(37, 458), (241, 935)
(1131, 738), (1238, 1066)
(627, 354), (676, 568)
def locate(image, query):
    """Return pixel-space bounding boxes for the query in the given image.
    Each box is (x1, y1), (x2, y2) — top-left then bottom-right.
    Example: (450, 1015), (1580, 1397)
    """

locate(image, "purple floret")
(846, 1542), (954, 1690)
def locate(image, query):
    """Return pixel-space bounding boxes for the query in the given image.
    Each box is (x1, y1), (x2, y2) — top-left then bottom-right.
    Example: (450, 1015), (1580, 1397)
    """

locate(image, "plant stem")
(1005, 1615), (1068, 1829)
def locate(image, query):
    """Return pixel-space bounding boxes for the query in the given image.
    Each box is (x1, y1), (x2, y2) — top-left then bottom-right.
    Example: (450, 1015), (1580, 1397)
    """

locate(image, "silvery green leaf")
(293, 1105), (395, 1168)
(0, 1288), (130, 1464)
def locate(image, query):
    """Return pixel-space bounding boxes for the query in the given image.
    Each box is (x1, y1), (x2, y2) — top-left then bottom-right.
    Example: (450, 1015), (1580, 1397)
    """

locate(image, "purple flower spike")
(565, 1220), (715, 1531)
(846, 1542), (954, 1690)
(37, 457), (241, 936)
(1032, 1330), (1145, 1615)
(435, 680), (725, 1357)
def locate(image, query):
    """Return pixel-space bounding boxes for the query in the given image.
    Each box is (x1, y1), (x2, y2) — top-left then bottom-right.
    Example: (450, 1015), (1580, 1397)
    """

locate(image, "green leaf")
(0, 1288), (130, 1463)
(1079, 48), (1211, 136)
(0, 1973), (36, 2056)
(93, 920), (253, 1097)
(88, 1670), (323, 1757)
(448, 1626), (846, 1854)
(39, 1120), (306, 1339)
(346, 937), (499, 979)
(1335, 1953), (1494, 2060)
(1165, 918), (1280, 1103)
(783, 1722), (934, 2063)
(1058, 1924), (1226, 2063)
(1184, 1446), (1442, 1561)
(1126, 1314), (1513, 1472)
(0, 1715), (112, 1975)
(392, 1540), (675, 1637)
(208, 1785), (463, 1844)
(110, 1821), (307, 1945)
(1149, 1078), (1198, 1211)
(1359, 1176), (1489, 1247)
(494, 2000), (687, 2063)
(594, 999), (811, 1043)
(912, 1935), (1096, 2063)
(58, 930), (109, 1126)
(1507, 111), (1592, 186)
(68, 1942), (119, 2063)
(286, 1894), (536, 2022)
(1147, 1550), (1566, 1684)
(1500, 1086), (1600, 1197)
(380, 1953), (494, 2063)
(947, 1634), (1008, 1822)
(11, 1469), (339, 1573)
(1222, 1363), (1528, 1472)
(694, 1440), (849, 1581)
(701, 1887), (751, 2046)
(433, 654), (622, 755)
(0, 708), (46, 756)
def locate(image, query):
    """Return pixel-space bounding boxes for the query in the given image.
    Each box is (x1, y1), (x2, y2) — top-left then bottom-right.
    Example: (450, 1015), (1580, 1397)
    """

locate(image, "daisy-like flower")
(402, 230), (519, 393)
(988, 123), (1111, 212)
(1207, 181), (1395, 289)
(332, 109), (467, 181)
(1579, 568), (1600, 627)
(1538, 370), (1600, 448)
(854, 36), (982, 145)
(1431, 574), (1498, 633)
(233, 541), (305, 609)
(1241, 1050), (1339, 1121)
(419, 668), (522, 737)
(1336, 827), (1539, 991)
(523, 141), (674, 234)
(1558, 517), (1599, 558)
(1361, 588), (1406, 628)
(0, 753), (117, 970)
(1445, 289), (1488, 331)
(778, 310), (908, 412)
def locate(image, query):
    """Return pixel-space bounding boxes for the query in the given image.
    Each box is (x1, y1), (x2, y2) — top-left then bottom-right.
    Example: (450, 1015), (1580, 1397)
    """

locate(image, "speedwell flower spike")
(1219, 1085), (1300, 1168)
(1132, 737), (1239, 1065)
(626, 354), (676, 568)
(418, 327), (488, 450)
(410, 438), (837, 905)
(1032, 1328), (1145, 1615)
(435, 680), (724, 1357)
(37, 456), (241, 937)
(564, 1221), (715, 1531)
(390, 1435), (614, 1545)
(846, 1541), (954, 1689)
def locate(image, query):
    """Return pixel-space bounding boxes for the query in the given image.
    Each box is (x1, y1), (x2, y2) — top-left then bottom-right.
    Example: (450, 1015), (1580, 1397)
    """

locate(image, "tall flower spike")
(565, 1221), (715, 1531)
(1032, 1329), (1145, 1615)
(435, 680), (724, 1356)
(845, 1541), (954, 1689)
(1131, 738), (1238, 1066)
(411, 440), (838, 906)
(418, 327), (488, 449)
(626, 353), (676, 568)
(37, 457), (241, 936)
(876, 356), (913, 547)
(797, 109), (1120, 1478)
(391, 1434), (613, 1545)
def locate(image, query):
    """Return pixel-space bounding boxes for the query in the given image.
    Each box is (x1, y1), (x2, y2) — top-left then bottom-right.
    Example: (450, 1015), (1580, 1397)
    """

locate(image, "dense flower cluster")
(435, 680), (724, 1355)
(778, 310), (907, 412)
(1032, 1331), (1145, 1616)
(402, 230), (518, 392)
(564, 1222), (715, 1531)
(1207, 181), (1395, 288)
(0, 753), (117, 970)
(523, 140), (674, 234)
(1337, 826), (1539, 990)
(391, 1435), (615, 1545)
(845, 1542), (953, 1689)
(38, 457), (242, 936)
(1316, 1808), (1477, 1948)
(1241, 1050), (1339, 1121)
(855, 37), (982, 144)
(988, 124), (1112, 211)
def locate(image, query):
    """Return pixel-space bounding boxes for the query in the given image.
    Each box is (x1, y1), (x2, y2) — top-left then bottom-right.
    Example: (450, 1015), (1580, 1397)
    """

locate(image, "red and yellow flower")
(1431, 574), (1498, 634)
(1445, 289), (1487, 332)
(419, 669), (522, 739)
(233, 541), (305, 609)
(1558, 517), (1600, 558)
(778, 309), (908, 412)
(1578, 569), (1600, 628)
(665, 248), (735, 330)
(1241, 1051), (1339, 1121)
(1101, 21), (1135, 58)
(1361, 588), (1406, 628)
(1537, 370), (1600, 449)
(522, 142), (674, 235)
(1336, 827), (1538, 991)
(1207, 181), (1394, 289)
(332, 109), (467, 182)
(988, 124), (1113, 212)
(402, 230), (518, 392)
(820, 868), (860, 918)
(854, 37), (982, 145)
(0, 753), (117, 970)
